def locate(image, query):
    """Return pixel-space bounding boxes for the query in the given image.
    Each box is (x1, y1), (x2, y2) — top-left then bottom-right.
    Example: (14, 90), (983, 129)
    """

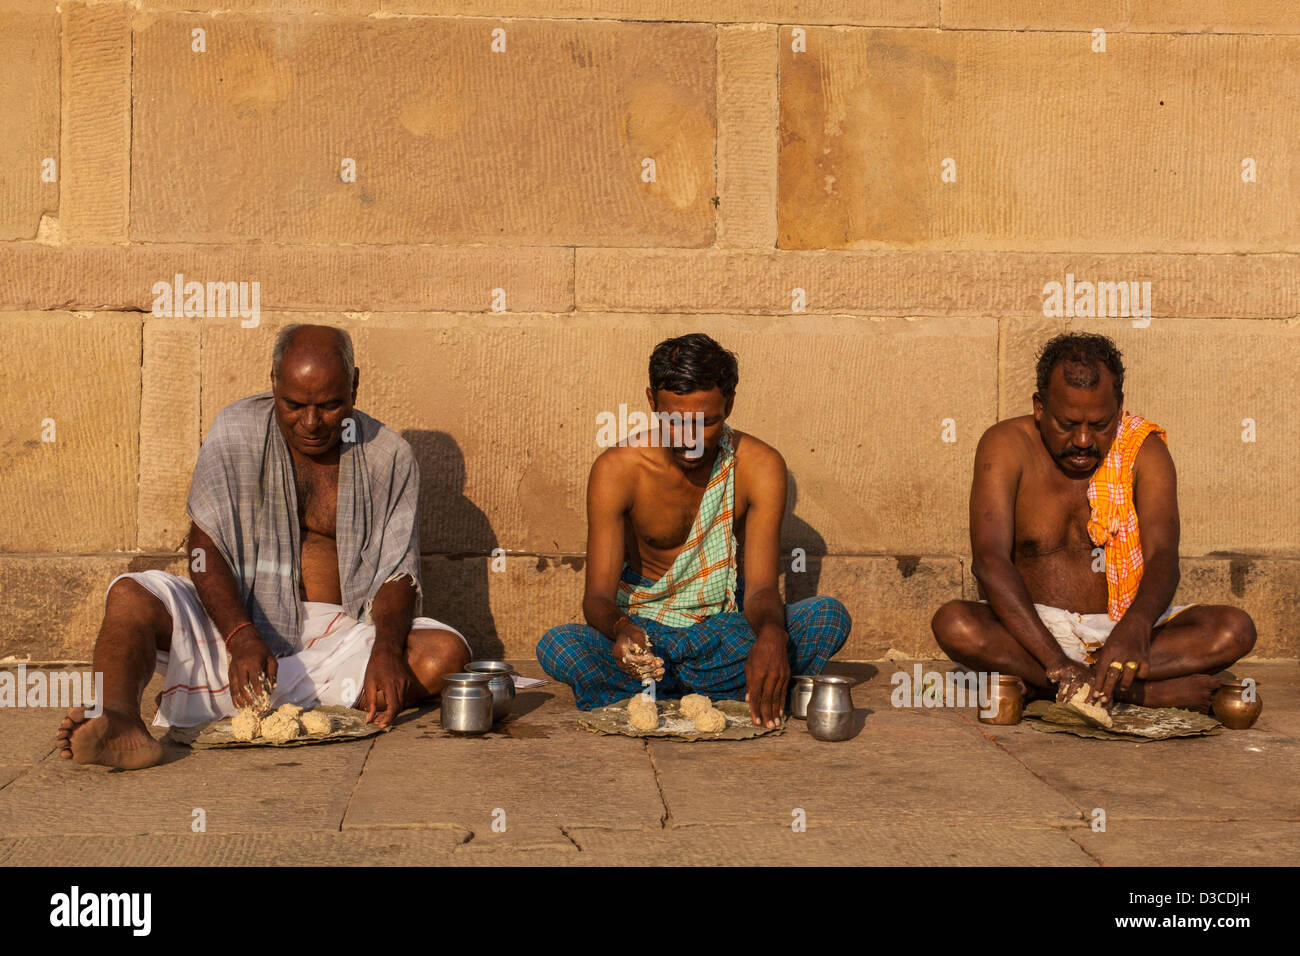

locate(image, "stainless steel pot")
(807, 675), (854, 741)
(787, 675), (815, 719)
(466, 660), (516, 722)
(440, 673), (494, 735)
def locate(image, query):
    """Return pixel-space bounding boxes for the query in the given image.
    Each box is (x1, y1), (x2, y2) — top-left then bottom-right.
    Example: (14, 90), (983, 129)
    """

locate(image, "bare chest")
(293, 462), (339, 537)
(1014, 468), (1094, 558)
(630, 483), (707, 552)
(626, 475), (744, 572)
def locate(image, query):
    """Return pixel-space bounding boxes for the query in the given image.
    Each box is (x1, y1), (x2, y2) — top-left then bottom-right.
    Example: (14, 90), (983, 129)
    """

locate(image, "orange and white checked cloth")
(1086, 411), (1167, 621)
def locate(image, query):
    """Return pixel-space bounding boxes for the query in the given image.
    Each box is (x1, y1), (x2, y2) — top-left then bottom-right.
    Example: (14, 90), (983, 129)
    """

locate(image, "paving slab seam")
(958, 709), (1092, 818)
(1085, 816), (1300, 824)
(339, 822), (473, 839)
(538, 824), (672, 834)
(1067, 834), (1106, 866)
(940, 28), (1300, 39)
(606, 817), (1090, 829)
(557, 826), (583, 851)
(337, 736), (379, 832)
(643, 740), (675, 830)
(0, 761), (42, 795)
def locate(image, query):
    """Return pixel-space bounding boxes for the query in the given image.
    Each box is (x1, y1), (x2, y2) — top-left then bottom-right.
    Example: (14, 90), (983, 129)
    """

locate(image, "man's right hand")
(227, 628), (278, 708)
(611, 621), (664, 681)
(1045, 659), (1096, 705)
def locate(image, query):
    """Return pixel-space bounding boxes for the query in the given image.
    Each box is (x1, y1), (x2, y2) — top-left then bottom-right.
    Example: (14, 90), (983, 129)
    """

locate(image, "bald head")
(272, 324), (354, 384)
(269, 324), (359, 458)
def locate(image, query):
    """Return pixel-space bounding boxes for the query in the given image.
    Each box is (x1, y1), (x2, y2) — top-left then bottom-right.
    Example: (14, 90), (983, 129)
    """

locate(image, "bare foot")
(1118, 674), (1222, 713)
(56, 707), (164, 770)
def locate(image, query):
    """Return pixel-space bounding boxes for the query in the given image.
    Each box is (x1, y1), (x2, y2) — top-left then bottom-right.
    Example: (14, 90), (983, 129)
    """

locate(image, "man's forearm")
(1122, 551), (1179, 631)
(743, 586), (787, 642)
(584, 594), (632, 642)
(369, 577), (418, 654)
(974, 557), (1070, 669)
(189, 526), (254, 637)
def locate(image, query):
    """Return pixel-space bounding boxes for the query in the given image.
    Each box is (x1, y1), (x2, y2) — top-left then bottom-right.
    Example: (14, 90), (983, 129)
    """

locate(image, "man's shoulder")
(730, 429), (784, 472)
(590, 443), (641, 481)
(978, 416), (1036, 450)
(207, 392), (273, 441)
(351, 409), (415, 468)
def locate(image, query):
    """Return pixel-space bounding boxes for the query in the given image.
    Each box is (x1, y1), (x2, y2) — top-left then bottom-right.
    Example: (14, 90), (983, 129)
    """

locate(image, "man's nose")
(302, 408), (320, 429)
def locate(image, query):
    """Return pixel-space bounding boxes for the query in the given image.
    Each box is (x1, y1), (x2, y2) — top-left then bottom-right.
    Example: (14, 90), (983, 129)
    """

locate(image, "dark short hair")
(1035, 332), (1125, 405)
(649, 333), (739, 397)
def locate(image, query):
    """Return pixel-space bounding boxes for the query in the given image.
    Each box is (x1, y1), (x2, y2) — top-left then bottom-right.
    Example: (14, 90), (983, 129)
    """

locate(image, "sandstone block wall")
(1, 1), (1296, 662)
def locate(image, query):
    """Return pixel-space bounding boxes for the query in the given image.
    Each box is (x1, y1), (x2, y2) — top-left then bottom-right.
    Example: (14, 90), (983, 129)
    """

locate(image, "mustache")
(1057, 447), (1100, 460)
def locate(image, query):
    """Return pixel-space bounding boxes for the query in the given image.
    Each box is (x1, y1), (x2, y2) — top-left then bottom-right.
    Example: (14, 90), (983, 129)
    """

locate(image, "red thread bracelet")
(224, 621), (254, 648)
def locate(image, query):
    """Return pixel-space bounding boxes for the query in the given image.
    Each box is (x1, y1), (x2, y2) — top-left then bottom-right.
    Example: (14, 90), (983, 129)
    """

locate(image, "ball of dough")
(692, 707), (727, 733)
(231, 710), (261, 741)
(275, 703), (303, 719)
(679, 694), (712, 718)
(626, 694), (660, 731)
(260, 712), (303, 743)
(299, 710), (333, 735)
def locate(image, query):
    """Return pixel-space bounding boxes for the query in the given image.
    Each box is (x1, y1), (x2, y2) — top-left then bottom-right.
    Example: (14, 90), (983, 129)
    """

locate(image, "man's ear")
(352, 367), (360, 401)
(1031, 392), (1044, 422)
(645, 385), (656, 412)
(724, 393), (735, 418)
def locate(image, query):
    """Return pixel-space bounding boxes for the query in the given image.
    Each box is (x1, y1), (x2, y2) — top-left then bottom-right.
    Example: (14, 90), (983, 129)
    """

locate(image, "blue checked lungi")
(537, 569), (851, 710)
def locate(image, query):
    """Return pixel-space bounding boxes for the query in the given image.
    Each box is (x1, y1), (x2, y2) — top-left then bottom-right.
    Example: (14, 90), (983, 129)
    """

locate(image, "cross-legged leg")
(536, 622), (647, 710)
(931, 600), (1054, 693)
(786, 595), (852, 674)
(932, 600), (1257, 712)
(1113, 605), (1255, 712)
(401, 627), (472, 707)
(56, 578), (171, 770)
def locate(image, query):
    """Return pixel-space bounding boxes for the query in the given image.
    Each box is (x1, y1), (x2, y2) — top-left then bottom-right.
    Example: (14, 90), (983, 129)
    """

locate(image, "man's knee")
(931, 600), (982, 656)
(801, 595), (851, 650)
(104, 576), (171, 642)
(407, 628), (471, 687)
(536, 625), (586, 679)
(1208, 606), (1256, 662)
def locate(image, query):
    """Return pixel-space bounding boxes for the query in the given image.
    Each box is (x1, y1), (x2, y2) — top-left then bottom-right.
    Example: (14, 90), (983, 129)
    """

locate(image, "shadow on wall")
(781, 472), (826, 603)
(402, 429), (502, 657)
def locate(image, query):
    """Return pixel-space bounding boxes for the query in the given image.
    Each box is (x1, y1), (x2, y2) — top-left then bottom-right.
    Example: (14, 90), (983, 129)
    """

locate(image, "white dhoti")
(110, 570), (469, 729)
(1031, 603), (1193, 664)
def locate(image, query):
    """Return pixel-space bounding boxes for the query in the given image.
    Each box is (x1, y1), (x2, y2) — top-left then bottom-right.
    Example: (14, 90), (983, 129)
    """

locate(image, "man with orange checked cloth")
(931, 332), (1255, 714)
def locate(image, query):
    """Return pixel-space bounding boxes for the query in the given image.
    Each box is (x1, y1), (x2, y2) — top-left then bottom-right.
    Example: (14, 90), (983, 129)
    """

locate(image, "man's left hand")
(744, 628), (790, 728)
(1090, 614), (1152, 705)
(361, 645), (422, 728)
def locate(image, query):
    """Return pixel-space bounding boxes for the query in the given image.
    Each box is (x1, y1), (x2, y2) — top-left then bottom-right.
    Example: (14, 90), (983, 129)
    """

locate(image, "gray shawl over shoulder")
(186, 392), (422, 656)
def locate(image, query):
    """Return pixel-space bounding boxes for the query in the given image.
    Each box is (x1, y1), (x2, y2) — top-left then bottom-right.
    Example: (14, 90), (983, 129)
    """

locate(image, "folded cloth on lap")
(981, 600), (1193, 665)
(113, 569), (468, 729)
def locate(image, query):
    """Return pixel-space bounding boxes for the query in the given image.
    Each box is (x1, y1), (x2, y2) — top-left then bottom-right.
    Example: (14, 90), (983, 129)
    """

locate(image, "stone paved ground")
(0, 661), (1295, 866)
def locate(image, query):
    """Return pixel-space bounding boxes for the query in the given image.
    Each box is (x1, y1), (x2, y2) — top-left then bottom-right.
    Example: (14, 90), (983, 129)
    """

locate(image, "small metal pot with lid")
(440, 673), (494, 735)
(467, 660), (516, 722)
(787, 675), (816, 719)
